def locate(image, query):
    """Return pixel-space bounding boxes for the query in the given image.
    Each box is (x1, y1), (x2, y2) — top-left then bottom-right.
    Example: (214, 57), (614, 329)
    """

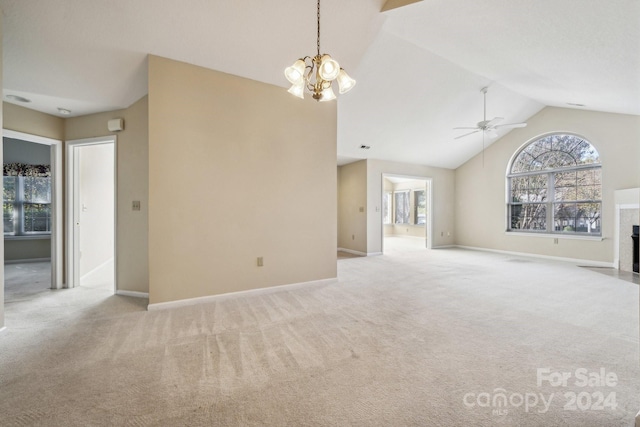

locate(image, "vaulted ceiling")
(2, 0), (638, 168)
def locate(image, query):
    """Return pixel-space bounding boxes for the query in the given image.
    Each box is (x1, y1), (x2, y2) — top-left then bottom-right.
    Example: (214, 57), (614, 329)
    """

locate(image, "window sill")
(4, 234), (51, 241)
(505, 231), (603, 241)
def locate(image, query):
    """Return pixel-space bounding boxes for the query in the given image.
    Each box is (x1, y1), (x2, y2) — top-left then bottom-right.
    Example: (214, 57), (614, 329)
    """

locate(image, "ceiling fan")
(453, 87), (527, 140)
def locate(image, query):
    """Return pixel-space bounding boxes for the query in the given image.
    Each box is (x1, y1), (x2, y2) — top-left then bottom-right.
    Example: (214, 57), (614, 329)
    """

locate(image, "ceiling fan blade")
(495, 122), (527, 129)
(454, 129), (481, 140)
(453, 126), (478, 130)
(486, 117), (504, 127)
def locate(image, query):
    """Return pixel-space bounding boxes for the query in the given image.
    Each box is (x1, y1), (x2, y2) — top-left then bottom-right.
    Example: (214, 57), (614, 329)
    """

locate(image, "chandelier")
(284, 0), (356, 101)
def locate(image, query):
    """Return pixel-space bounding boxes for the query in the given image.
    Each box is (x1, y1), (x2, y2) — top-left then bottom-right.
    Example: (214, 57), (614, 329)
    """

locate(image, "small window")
(382, 192), (392, 225)
(507, 134), (601, 235)
(3, 175), (52, 236)
(414, 190), (426, 225)
(394, 190), (410, 224)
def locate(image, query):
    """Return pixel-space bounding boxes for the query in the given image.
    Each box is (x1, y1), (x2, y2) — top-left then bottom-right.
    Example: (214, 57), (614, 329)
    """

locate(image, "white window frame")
(3, 175), (52, 237)
(506, 133), (602, 238)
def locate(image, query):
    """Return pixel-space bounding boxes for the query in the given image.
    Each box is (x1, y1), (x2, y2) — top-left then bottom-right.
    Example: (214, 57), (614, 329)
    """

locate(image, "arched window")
(507, 134), (601, 235)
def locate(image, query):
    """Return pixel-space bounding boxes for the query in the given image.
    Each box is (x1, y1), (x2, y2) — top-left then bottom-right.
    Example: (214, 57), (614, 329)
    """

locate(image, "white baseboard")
(367, 252), (383, 256)
(4, 258), (51, 265)
(455, 245), (615, 268)
(337, 247), (367, 256)
(147, 277), (337, 311)
(116, 290), (149, 299)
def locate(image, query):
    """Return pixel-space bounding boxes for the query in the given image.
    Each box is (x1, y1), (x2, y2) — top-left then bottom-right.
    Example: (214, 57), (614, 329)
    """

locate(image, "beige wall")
(147, 55), (337, 305)
(455, 106), (640, 263)
(3, 103), (64, 140)
(65, 96), (149, 293)
(5, 240), (51, 262)
(367, 159), (456, 253)
(337, 160), (368, 253)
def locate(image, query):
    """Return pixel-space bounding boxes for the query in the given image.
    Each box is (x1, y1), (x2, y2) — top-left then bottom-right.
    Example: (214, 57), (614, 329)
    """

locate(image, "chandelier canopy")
(284, 0), (356, 101)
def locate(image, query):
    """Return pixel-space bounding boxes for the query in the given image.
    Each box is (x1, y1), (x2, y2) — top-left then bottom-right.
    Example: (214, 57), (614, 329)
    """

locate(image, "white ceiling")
(2, 0), (638, 169)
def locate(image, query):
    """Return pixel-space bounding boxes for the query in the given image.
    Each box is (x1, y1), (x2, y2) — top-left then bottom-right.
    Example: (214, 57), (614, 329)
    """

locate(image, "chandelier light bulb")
(319, 86), (336, 102)
(336, 69), (356, 94)
(318, 55), (340, 81)
(287, 82), (305, 99)
(285, 59), (306, 84)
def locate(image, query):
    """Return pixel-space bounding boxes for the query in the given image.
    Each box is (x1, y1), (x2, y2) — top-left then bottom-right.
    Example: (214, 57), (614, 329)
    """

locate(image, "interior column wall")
(148, 55), (337, 305)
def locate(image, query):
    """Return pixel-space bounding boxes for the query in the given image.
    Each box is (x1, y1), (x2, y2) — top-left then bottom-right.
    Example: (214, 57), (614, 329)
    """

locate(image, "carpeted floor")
(1, 246), (638, 426)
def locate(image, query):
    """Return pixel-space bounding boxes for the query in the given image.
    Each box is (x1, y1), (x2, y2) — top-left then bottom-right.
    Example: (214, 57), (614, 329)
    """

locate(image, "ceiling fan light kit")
(284, 0), (356, 101)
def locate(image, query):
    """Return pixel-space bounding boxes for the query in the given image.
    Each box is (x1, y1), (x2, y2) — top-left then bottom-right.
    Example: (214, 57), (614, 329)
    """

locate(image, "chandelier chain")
(316, 0), (321, 57)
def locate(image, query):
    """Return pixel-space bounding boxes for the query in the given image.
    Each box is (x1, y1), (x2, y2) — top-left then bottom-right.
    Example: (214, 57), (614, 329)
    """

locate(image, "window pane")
(3, 202), (15, 234)
(577, 202), (601, 234)
(510, 177), (528, 202)
(528, 174), (547, 202)
(394, 191), (410, 224)
(3, 177), (16, 202)
(383, 192), (392, 225)
(414, 190), (426, 225)
(554, 203), (577, 232)
(23, 177), (51, 204)
(510, 203), (546, 231)
(23, 203), (51, 233)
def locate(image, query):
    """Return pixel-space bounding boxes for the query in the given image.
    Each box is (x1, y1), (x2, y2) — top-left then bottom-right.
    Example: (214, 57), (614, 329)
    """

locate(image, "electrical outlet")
(132, 200), (141, 211)
(352, 234), (355, 240)
(257, 257), (264, 267)
(359, 206), (364, 212)
(554, 238), (559, 244)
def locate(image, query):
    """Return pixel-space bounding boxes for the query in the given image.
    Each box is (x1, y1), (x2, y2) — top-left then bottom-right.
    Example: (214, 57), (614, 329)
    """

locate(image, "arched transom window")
(507, 134), (601, 235)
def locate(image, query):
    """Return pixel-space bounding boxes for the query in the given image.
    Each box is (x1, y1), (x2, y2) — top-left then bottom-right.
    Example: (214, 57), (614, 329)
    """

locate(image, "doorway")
(382, 174), (431, 254)
(66, 137), (116, 292)
(2, 130), (63, 289)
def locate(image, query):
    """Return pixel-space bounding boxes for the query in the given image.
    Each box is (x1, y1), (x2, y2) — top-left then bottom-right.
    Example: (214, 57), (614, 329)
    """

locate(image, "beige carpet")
(1, 247), (638, 426)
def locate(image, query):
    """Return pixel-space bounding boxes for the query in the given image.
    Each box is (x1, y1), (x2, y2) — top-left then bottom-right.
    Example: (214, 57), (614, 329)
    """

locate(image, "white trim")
(3, 129), (58, 146)
(337, 248), (367, 256)
(147, 278), (337, 311)
(455, 245), (615, 268)
(505, 231), (604, 241)
(381, 174), (433, 253)
(66, 136), (117, 294)
(116, 290), (149, 299)
(613, 202), (639, 271)
(4, 234), (51, 240)
(3, 129), (63, 290)
(5, 258), (51, 265)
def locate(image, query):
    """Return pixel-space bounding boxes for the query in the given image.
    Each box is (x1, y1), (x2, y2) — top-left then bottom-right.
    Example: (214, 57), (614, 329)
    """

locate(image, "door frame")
(381, 174), (433, 253)
(3, 129), (63, 289)
(65, 136), (117, 291)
